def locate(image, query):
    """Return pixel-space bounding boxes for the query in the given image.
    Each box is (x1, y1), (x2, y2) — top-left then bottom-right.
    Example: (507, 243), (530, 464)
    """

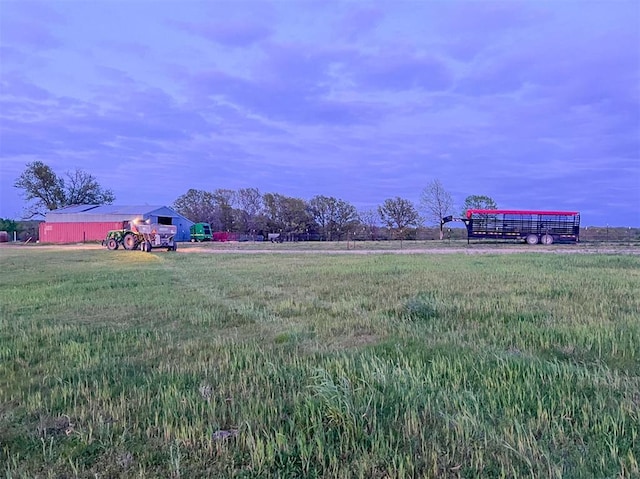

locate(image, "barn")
(39, 205), (194, 243)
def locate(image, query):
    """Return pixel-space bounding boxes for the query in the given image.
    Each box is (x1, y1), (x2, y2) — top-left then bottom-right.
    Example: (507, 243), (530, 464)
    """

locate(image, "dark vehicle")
(460, 209), (580, 245)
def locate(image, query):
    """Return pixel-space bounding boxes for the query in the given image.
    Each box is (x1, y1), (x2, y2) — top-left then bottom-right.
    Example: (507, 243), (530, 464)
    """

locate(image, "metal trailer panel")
(135, 224), (177, 235)
(466, 209), (579, 217)
(39, 222), (124, 243)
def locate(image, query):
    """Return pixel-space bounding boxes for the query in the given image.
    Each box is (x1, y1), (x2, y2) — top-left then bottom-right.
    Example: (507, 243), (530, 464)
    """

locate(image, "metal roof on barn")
(47, 204), (166, 216)
(45, 205), (193, 225)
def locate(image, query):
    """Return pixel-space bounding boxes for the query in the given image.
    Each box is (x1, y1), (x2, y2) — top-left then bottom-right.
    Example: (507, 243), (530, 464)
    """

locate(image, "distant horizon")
(4, 200), (638, 230)
(1, 1), (638, 226)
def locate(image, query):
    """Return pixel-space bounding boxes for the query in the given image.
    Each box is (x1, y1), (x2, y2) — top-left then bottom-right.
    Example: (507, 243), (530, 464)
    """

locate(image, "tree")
(235, 188), (264, 234)
(211, 189), (236, 232)
(420, 179), (454, 240)
(173, 188), (238, 231)
(0, 218), (18, 235)
(378, 197), (420, 239)
(173, 189), (217, 224)
(263, 193), (313, 237)
(329, 198), (359, 240)
(308, 195), (359, 240)
(65, 169), (115, 206)
(358, 209), (379, 240)
(14, 161), (115, 218)
(460, 195), (497, 216)
(308, 195), (332, 239)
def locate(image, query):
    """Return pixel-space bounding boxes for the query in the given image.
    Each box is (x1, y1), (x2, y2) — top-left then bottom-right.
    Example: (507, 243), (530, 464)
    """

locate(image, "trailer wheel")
(526, 234), (539, 245)
(541, 234), (554, 245)
(106, 238), (118, 250)
(123, 233), (137, 250)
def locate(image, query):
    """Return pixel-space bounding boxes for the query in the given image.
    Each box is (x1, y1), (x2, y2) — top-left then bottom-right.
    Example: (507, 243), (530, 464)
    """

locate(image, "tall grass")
(0, 248), (638, 478)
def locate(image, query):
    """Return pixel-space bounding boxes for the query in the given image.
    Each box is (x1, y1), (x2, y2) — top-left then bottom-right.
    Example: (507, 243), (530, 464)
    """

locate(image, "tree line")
(12, 161), (497, 240)
(174, 188), (363, 240)
(171, 185), (497, 241)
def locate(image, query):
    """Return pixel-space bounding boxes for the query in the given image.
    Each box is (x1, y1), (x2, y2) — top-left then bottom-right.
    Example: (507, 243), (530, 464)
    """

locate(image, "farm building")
(39, 205), (194, 243)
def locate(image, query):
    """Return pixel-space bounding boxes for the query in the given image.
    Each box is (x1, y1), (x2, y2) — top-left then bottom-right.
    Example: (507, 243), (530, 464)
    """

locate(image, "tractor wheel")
(526, 234), (539, 245)
(106, 238), (118, 250)
(541, 234), (554, 245)
(123, 233), (137, 250)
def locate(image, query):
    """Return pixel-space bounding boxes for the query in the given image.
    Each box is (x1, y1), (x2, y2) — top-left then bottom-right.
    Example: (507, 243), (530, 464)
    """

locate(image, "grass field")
(1, 247), (638, 478)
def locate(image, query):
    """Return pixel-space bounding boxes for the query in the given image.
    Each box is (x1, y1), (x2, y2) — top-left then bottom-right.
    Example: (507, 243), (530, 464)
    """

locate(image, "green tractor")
(102, 226), (143, 250)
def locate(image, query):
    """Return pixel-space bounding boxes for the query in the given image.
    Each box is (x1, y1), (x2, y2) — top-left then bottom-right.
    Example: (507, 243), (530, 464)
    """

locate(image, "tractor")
(102, 221), (177, 252)
(103, 223), (143, 251)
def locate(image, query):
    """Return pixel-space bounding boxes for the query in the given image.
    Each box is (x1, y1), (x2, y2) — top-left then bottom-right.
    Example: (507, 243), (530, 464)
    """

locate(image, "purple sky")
(1, 1), (639, 227)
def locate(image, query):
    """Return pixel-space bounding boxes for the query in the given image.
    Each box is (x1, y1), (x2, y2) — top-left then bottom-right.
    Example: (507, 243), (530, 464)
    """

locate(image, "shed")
(39, 205), (194, 243)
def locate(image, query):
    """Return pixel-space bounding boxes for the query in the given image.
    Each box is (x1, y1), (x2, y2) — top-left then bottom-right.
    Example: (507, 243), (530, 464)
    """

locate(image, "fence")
(206, 227), (640, 243)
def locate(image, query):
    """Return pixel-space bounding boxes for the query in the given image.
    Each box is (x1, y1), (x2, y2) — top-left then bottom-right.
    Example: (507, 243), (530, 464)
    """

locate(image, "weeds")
(0, 248), (638, 477)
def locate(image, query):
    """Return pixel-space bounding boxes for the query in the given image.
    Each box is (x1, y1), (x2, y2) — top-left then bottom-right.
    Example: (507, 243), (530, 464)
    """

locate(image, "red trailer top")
(466, 209), (580, 218)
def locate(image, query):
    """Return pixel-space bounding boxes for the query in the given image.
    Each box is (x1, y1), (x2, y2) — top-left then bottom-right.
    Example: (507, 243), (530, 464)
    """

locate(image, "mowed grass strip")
(0, 248), (638, 478)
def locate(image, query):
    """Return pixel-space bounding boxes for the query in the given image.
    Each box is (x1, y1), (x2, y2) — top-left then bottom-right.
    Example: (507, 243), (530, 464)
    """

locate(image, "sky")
(1, 0), (639, 227)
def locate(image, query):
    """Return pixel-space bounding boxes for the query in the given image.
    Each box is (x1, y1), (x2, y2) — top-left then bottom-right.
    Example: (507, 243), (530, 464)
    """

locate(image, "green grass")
(0, 248), (638, 478)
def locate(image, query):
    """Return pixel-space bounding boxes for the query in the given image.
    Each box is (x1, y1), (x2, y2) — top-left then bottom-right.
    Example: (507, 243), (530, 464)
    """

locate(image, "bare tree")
(420, 179), (454, 240)
(65, 169), (115, 206)
(14, 161), (114, 218)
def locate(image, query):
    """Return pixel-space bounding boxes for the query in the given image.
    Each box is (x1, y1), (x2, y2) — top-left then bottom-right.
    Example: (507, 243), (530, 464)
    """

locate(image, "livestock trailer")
(461, 209), (580, 245)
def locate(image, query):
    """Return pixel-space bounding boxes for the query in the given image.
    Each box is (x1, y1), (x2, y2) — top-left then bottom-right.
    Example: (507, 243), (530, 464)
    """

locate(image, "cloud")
(0, 1), (65, 51)
(172, 19), (272, 47)
(455, 54), (530, 96)
(1, 73), (54, 102)
(98, 40), (152, 59)
(0, 20), (61, 50)
(441, 2), (545, 33)
(187, 60), (378, 126)
(354, 51), (453, 92)
(338, 7), (383, 40)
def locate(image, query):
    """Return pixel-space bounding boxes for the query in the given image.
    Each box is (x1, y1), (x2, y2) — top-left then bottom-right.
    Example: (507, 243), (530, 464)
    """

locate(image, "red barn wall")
(39, 222), (124, 243)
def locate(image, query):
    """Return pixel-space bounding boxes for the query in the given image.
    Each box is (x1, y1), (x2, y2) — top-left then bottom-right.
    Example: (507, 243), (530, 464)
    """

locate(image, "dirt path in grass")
(177, 246), (640, 255)
(2, 243), (639, 255)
